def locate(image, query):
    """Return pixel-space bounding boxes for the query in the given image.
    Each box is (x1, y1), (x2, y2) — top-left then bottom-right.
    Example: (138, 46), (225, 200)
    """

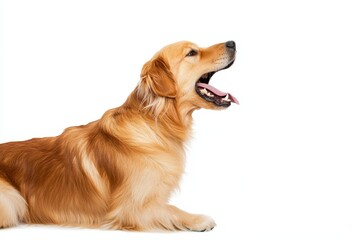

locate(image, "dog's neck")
(106, 90), (194, 143)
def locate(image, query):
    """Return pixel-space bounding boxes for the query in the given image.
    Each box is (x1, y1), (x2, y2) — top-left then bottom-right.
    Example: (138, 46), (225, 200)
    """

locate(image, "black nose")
(225, 40), (236, 50)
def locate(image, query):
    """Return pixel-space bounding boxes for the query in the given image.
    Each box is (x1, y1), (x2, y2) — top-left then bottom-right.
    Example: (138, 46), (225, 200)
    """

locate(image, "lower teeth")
(198, 88), (231, 104)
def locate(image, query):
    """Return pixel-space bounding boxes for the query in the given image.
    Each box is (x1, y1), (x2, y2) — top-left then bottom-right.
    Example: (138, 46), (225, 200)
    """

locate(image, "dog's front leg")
(103, 203), (215, 232)
(163, 204), (216, 232)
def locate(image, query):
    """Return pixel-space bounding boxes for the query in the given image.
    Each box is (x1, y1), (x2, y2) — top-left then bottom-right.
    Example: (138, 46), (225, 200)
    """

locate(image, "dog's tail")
(0, 177), (27, 228)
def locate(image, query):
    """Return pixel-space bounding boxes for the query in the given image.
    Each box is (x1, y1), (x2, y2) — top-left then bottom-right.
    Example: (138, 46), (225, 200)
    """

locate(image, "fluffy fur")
(0, 41), (236, 231)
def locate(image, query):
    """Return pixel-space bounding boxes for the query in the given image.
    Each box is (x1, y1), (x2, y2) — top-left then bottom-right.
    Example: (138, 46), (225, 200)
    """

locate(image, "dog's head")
(138, 41), (238, 113)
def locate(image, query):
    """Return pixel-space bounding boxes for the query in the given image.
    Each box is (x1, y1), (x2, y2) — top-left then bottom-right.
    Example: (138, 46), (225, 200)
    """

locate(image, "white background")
(1, 0), (360, 239)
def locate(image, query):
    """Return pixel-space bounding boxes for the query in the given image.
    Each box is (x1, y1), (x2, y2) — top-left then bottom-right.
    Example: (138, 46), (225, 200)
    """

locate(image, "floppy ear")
(141, 56), (177, 98)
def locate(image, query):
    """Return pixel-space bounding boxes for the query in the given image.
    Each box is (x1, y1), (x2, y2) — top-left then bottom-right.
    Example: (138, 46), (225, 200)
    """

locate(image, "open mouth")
(195, 61), (239, 107)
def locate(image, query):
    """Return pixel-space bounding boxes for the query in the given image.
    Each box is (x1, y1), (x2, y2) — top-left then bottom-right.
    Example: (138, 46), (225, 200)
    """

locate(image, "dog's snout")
(225, 41), (236, 51)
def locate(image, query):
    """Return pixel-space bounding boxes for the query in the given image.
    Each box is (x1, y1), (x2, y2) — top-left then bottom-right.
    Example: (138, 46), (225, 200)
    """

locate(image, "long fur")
(0, 41), (235, 231)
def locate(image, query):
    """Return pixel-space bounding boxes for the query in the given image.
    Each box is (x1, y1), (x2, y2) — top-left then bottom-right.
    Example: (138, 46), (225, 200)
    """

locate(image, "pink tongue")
(197, 82), (239, 104)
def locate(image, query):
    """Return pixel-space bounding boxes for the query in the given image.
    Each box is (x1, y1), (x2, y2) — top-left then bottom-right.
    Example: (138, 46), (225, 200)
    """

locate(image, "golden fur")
(0, 41), (236, 231)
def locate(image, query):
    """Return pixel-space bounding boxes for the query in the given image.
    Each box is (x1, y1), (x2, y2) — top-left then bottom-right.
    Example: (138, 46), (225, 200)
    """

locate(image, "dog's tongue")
(197, 82), (239, 104)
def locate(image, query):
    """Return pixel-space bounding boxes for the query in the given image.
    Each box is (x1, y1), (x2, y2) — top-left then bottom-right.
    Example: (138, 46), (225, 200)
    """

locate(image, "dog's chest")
(128, 147), (185, 203)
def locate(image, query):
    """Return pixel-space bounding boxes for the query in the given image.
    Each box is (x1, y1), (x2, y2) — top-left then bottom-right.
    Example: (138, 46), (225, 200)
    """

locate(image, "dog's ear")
(141, 56), (177, 98)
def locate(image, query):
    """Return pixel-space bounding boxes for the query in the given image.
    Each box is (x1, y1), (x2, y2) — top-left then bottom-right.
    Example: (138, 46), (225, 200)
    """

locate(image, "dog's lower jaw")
(103, 204), (215, 232)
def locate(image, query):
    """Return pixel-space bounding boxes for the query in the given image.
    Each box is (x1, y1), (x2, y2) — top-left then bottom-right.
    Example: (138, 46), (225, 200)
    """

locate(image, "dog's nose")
(225, 41), (236, 51)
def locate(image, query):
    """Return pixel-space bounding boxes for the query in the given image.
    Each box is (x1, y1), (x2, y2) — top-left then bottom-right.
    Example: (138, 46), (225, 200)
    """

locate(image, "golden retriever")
(0, 40), (238, 231)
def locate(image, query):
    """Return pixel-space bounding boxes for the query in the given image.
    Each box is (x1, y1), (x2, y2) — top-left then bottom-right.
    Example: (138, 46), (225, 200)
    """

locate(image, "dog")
(0, 40), (238, 231)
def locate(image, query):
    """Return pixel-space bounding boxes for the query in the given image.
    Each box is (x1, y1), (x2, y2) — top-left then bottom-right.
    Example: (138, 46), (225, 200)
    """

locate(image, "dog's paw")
(185, 214), (216, 232)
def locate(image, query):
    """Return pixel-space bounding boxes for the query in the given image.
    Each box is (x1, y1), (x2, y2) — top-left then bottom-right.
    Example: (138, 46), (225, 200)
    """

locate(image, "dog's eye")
(186, 49), (198, 57)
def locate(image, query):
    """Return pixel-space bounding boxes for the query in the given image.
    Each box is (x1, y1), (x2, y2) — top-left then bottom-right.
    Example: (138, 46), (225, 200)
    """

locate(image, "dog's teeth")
(200, 88), (214, 98)
(200, 88), (208, 95)
(222, 94), (231, 102)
